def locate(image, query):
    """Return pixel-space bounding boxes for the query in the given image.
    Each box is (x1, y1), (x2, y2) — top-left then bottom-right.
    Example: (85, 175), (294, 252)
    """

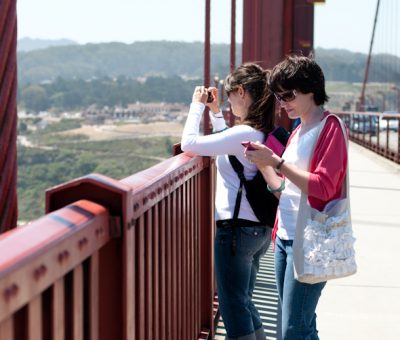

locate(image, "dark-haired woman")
(181, 63), (276, 339)
(246, 55), (347, 339)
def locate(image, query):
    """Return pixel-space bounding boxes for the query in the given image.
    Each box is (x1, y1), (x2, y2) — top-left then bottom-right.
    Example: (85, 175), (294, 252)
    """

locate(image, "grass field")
(18, 120), (183, 223)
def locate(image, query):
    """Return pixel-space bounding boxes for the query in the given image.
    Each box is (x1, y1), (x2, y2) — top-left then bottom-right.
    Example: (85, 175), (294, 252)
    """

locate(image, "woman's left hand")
(192, 86), (208, 104)
(245, 142), (279, 168)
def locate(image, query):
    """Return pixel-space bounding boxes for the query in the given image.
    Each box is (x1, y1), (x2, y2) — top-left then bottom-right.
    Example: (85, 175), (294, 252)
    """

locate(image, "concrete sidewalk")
(318, 142), (400, 340)
(215, 142), (400, 340)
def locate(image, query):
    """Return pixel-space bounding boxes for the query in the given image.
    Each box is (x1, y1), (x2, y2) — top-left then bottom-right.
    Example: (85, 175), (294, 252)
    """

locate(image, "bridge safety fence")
(0, 152), (218, 340)
(336, 111), (400, 164)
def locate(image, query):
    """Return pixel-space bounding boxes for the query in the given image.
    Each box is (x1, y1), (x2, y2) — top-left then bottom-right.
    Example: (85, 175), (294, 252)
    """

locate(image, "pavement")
(215, 142), (400, 340)
(318, 142), (400, 340)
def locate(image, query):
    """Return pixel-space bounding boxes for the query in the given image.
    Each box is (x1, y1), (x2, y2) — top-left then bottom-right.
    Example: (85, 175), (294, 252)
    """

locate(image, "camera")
(206, 90), (213, 103)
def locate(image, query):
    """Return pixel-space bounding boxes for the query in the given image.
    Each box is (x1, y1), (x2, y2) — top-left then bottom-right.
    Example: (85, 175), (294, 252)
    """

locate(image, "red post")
(0, 0), (18, 232)
(199, 159), (215, 338)
(203, 0), (211, 135)
(227, 0), (237, 127)
(230, 0), (236, 72)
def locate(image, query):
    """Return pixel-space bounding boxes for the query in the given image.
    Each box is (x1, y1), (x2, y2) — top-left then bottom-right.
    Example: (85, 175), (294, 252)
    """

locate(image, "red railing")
(336, 111), (400, 163)
(0, 152), (218, 340)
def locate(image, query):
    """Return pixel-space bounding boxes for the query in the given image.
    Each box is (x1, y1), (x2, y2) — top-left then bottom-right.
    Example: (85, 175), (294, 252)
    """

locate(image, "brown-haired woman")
(181, 63), (276, 339)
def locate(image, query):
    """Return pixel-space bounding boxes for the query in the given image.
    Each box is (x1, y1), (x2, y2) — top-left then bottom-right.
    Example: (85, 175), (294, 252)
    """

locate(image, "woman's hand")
(192, 86), (208, 104)
(192, 86), (220, 113)
(245, 142), (280, 168)
(206, 87), (220, 114)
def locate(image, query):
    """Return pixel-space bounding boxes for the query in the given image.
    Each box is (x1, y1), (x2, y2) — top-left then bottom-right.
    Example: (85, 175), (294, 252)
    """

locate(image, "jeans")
(275, 236), (326, 340)
(215, 222), (271, 339)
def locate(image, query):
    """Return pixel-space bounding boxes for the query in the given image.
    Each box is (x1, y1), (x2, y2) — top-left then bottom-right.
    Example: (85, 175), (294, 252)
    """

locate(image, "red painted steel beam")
(243, 0), (314, 67)
(242, 0), (285, 69)
(242, 0), (315, 131)
(293, 0), (314, 56)
(0, 200), (111, 323)
(0, 0), (18, 233)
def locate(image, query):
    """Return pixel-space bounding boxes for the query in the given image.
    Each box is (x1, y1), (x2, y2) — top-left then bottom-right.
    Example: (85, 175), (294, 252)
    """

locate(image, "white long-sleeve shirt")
(181, 102), (265, 222)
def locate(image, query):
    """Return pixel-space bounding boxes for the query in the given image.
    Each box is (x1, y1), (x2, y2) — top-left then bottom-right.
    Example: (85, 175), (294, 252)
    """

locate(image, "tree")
(21, 85), (49, 112)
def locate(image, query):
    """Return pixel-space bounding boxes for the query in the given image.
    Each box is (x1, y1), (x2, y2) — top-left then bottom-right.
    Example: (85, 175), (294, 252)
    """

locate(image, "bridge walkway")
(216, 142), (400, 340)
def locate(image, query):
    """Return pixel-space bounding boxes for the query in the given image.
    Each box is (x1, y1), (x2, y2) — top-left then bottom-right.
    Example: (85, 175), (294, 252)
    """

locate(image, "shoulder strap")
(228, 155), (245, 220)
(315, 114), (349, 199)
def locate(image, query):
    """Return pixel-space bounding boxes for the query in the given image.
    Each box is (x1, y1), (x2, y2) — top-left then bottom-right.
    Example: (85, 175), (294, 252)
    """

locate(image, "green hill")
(18, 41), (240, 84)
(17, 41), (400, 85)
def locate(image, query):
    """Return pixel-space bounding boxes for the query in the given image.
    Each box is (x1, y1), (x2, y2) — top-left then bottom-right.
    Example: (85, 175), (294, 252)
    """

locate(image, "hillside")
(17, 41), (400, 85)
(18, 37), (78, 52)
(17, 41), (240, 84)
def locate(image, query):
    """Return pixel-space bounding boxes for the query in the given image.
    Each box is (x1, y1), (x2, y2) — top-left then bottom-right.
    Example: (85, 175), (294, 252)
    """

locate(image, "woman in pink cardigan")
(245, 55), (347, 340)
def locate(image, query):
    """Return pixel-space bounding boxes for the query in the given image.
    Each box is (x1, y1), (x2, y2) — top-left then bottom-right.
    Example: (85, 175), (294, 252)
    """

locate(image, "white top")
(181, 102), (265, 222)
(277, 121), (323, 240)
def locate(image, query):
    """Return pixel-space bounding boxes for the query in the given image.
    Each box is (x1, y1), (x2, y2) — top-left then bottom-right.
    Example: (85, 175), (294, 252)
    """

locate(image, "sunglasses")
(274, 90), (297, 103)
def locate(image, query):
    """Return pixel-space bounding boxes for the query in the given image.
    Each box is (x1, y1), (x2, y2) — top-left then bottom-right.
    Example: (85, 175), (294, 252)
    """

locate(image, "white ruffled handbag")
(292, 115), (357, 284)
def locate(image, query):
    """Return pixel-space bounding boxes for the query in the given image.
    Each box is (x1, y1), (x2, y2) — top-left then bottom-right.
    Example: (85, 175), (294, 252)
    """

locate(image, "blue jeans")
(215, 222), (271, 339)
(275, 236), (326, 340)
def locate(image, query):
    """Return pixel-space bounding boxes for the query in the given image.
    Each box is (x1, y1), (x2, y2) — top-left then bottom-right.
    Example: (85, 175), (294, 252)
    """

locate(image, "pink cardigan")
(273, 113), (348, 239)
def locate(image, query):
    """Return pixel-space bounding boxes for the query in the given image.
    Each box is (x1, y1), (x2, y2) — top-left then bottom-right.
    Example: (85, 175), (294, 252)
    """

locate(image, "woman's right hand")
(206, 87), (220, 114)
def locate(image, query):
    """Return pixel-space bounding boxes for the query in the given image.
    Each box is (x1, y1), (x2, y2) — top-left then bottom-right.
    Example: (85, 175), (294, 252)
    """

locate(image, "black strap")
(229, 156), (245, 220)
(228, 155), (247, 255)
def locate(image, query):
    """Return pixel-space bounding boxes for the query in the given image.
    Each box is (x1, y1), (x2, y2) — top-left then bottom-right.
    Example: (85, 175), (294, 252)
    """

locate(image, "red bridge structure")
(0, 1), (399, 339)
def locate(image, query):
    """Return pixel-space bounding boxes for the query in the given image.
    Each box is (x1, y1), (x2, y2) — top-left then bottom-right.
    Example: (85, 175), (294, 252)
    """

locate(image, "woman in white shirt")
(181, 63), (276, 340)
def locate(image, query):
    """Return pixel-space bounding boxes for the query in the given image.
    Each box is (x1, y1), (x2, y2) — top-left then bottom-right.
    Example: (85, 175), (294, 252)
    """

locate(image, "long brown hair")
(224, 63), (275, 135)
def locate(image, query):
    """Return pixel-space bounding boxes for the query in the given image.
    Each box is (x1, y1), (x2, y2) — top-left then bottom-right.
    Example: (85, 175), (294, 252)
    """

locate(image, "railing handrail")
(0, 199), (111, 323)
(334, 110), (400, 164)
(0, 151), (217, 340)
(336, 110), (400, 118)
(121, 153), (209, 219)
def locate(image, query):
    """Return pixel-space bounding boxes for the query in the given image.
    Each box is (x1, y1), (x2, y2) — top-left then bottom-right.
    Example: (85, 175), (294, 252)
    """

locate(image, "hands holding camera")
(192, 86), (220, 114)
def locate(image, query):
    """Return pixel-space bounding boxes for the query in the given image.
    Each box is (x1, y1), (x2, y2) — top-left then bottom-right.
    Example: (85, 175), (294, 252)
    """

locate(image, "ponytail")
(240, 67), (275, 135)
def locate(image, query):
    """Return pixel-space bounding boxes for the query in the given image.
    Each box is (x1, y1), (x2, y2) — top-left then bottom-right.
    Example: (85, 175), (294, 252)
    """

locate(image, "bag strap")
(314, 114), (349, 198)
(293, 113), (350, 279)
(296, 113), (350, 234)
(228, 155), (246, 255)
(228, 155), (245, 221)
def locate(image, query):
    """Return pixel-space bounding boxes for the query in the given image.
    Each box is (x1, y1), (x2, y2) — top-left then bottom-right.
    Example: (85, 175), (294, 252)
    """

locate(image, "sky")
(16, 0), (393, 55)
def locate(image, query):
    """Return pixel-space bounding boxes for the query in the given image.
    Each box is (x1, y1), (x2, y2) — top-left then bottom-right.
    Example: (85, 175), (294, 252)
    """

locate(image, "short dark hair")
(269, 55), (329, 105)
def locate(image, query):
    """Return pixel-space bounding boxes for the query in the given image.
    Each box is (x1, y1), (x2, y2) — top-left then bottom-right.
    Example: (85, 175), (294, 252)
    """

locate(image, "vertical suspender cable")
(360, 0), (381, 110)
(203, 0), (211, 135)
(0, 0), (18, 232)
(230, 0), (236, 72)
(228, 0), (236, 127)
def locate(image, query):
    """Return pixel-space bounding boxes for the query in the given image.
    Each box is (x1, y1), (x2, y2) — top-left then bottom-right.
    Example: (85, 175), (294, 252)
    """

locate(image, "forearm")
(259, 166), (283, 199)
(277, 158), (310, 194)
(209, 110), (227, 132)
(181, 103), (203, 151)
